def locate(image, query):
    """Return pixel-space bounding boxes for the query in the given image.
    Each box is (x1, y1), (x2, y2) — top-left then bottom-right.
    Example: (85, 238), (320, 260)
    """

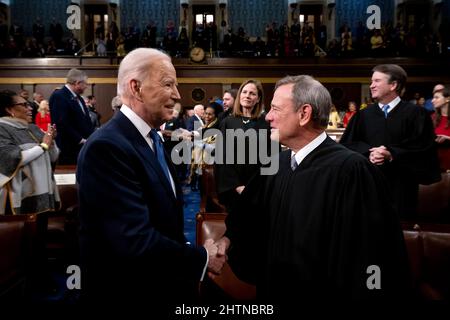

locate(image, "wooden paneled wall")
(0, 57), (448, 124)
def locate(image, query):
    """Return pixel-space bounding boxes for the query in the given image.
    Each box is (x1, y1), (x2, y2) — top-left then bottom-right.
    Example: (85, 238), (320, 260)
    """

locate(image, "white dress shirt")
(120, 105), (176, 196)
(377, 96), (401, 114)
(291, 131), (327, 167)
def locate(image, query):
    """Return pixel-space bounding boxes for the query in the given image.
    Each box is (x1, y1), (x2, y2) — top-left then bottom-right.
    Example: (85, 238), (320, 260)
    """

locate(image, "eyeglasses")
(12, 102), (28, 107)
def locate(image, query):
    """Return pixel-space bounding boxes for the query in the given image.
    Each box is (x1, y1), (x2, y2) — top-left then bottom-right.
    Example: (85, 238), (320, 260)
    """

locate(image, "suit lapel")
(77, 94), (88, 114)
(62, 86), (89, 120)
(164, 145), (183, 199)
(114, 112), (178, 199)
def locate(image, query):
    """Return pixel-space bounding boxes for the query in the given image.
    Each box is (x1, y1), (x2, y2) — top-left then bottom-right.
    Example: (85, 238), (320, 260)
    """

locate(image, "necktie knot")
(149, 129), (171, 184)
(382, 105), (390, 118)
(149, 129), (161, 143)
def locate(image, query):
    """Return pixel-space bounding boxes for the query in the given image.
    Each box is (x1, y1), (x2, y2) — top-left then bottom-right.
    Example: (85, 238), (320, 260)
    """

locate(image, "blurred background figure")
(327, 104), (341, 129)
(219, 88), (237, 123)
(31, 92), (45, 123)
(432, 87), (450, 171)
(35, 99), (51, 132)
(85, 95), (101, 129)
(343, 101), (358, 128)
(425, 84), (445, 114)
(111, 95), (122, 113)
(189, 101), (223, 192)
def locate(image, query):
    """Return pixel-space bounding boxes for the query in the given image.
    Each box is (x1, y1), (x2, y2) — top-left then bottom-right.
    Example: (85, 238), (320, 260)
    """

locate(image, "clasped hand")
(369, 145), (392, 165)
(203, 237), (230, 279)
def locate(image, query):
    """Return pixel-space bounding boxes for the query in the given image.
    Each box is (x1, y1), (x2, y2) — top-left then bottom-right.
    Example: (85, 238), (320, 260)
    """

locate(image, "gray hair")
(117, 48), (170, 99)
(66, 68), (88, 84)
(193, 104), (204, 112)
(275, 75), (331, 128)
(111, 95), (122, 110)
(33, 92), (43, 100)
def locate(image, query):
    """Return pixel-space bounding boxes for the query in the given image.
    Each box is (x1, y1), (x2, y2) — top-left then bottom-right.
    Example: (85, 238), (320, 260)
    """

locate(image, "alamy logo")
(66, 4), (81, 30)
(66, 264), (81, 289)
(366, 265), (381, 289)
(169, 126), (280, 175)
(366, 5), (381, 30)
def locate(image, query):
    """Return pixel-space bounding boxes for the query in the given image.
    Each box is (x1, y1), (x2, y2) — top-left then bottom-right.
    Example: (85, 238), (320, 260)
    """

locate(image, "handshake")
(203, 237), (231, 279)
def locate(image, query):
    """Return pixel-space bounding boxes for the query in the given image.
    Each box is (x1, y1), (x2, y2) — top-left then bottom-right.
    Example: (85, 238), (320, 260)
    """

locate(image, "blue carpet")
(182, 184), (201, 244)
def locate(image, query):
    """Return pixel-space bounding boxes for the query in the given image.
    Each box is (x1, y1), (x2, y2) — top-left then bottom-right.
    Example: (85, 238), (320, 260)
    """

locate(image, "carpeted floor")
(182, 184), (201, 244)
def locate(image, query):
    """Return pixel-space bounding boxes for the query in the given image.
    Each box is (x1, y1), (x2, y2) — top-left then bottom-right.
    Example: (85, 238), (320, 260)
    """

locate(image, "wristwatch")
(40, 142), (49, 151)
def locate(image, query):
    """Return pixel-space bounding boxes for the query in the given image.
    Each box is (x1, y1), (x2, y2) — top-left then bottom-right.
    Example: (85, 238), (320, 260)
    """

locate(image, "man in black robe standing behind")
(340, 64), (441, 219)
(214, 75), (410, 308)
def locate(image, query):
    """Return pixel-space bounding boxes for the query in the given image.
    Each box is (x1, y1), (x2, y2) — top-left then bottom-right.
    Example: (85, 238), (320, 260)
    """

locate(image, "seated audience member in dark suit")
(186, 104), (204, 131)
(49, 68), (94, 164)
(76, 48), (224, 309)
(215, 75), (410, 305)
(341, 64), (441, 219)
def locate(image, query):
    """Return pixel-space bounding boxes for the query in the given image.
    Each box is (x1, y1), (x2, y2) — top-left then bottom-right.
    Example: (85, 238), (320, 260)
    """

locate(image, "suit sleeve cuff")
(200, 246), (209, 282)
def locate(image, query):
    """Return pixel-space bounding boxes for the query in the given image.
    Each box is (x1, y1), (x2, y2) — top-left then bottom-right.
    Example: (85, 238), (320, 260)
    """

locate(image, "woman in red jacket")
(432, 87), (450, 171)
(343, 101), (358, 128)
(35, 99), (51, 132)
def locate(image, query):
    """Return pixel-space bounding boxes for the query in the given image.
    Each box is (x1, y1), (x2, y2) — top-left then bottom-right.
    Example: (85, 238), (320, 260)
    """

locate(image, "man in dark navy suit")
(49, 68), (94, 164)
(185, 103), (204, 131)
(77, 48), (224, 310)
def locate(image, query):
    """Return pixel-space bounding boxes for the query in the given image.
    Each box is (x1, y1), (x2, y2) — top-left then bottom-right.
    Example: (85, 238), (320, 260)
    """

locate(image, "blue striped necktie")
(149, 129), (171, 183)
(382, 104), (390, 118)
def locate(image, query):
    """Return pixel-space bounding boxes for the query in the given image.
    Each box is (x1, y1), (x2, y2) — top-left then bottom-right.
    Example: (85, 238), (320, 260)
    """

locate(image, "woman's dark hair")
(0, 90), (18, 117)
(208, 101), (223, 117)
(433, 87), (450, 129)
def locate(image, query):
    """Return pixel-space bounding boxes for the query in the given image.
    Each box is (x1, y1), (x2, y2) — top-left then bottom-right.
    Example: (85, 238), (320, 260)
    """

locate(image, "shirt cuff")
(200, 246), (209, 282)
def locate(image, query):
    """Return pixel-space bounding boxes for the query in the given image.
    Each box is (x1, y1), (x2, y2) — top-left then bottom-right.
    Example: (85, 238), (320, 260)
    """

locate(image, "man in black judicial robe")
(340, 64), (441, 219)
(214, 75), (410, 303)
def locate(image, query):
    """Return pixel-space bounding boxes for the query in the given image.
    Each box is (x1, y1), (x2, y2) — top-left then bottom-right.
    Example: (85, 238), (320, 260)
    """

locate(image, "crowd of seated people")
(0, 16), (448, 59)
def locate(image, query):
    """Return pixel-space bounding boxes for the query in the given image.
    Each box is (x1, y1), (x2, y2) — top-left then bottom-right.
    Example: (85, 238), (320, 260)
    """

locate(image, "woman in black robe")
(215, 79), (275, 214)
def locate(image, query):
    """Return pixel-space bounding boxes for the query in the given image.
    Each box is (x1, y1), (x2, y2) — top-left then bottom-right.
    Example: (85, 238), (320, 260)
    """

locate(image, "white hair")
(111, 95), (122, 110)
(193, 104), (204, 112)
(117, 48), (170, 100)
(66, 68), (87, 84)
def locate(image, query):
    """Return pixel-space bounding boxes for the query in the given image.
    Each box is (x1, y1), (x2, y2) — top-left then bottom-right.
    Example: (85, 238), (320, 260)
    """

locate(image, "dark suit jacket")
(186, 114), (203, 131)
(30, 100), (39, 124)
(49, 86), (94, 164)
(77, 111), (207, 307)
(163, 116), (185, 153)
